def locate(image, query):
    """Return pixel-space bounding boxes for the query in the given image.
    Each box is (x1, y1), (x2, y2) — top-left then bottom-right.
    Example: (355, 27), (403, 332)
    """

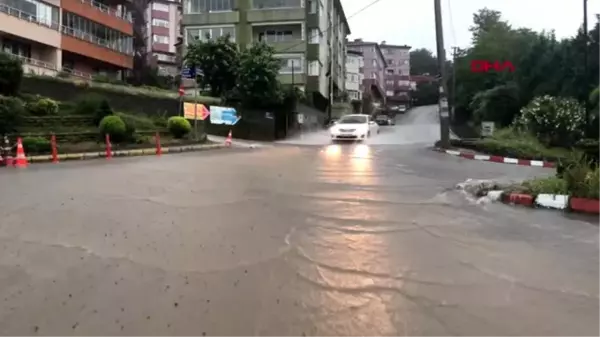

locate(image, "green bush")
(0, 52), (23, 96)
(520, 176), (568, 196)
(472, 128), (569, 161)
(25, 97), (59, 116)
(167, 116), (192, 138)
(22, 136), (52, 154)
(0, 95), (25, 135)
(74, 93), (105, 116)
(99, 115), (127, 142)
(94, 99), (113, 125)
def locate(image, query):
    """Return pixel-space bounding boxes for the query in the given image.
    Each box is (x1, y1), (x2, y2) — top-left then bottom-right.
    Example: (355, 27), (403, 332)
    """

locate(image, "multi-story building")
(347, 39), (386, 105)
(147, 0), (182, 76)
(345, 49), (363, 101)
(0, 0), (134, 79)
(180, 0), (350, 104)
(380, 42), (411, 110)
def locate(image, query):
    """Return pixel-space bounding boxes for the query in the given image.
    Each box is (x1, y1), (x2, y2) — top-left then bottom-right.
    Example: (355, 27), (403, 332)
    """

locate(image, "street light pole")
(434, 0), (450, 148)
(584, 0), (589, 128)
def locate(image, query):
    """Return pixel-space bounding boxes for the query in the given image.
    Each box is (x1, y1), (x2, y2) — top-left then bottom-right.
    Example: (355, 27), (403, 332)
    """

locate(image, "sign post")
(481, 121), (495, 137)
(181, 65), (199, 139)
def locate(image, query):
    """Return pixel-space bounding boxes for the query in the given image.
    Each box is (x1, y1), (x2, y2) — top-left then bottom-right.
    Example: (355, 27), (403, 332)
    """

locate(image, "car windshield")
(338, 116), (367, 124)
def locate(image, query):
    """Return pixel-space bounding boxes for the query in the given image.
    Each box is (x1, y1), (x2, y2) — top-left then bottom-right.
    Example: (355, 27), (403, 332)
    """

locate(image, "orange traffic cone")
(225, 130), (232, 147)
(51, 134), (59, 164)
(155, 132), (162, 156)
(14, 137), (28, 168)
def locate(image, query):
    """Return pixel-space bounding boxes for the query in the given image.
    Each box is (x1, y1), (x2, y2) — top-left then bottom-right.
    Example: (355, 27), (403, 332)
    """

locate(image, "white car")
(329, 114), (379, 141)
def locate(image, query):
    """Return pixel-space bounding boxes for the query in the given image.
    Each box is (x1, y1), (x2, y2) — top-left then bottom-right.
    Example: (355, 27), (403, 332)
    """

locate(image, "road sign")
(210, 106), (240, 126)
(181, 66), (196, 79)
(481, 121), (495, 137)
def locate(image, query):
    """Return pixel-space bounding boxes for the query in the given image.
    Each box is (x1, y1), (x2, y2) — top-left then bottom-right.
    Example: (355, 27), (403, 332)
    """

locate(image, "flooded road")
(0, 142), (597, 335)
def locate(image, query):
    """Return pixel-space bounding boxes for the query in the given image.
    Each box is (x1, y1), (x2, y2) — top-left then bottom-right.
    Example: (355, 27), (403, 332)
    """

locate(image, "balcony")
(247, 0), (305, 23)
(61, 26), (133, 69)
(0, 3), (61, 48)
(251, 23), (305, 53)
(61, 0), (133, 35)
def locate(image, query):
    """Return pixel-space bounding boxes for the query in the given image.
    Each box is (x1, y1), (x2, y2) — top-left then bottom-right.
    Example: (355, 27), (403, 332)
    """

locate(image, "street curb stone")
(27, 143), (227, 164)
(487, 190), (598, 215)
(433, 147), (555, 168)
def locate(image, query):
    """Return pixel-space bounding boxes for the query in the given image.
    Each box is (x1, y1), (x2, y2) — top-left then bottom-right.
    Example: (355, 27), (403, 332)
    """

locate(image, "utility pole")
(434, 0), (450, 147)
(451, 46), (458, 123)
(584, 0), (589, 130)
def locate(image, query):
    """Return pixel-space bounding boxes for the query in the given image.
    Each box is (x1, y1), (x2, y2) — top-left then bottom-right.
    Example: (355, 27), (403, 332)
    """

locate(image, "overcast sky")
(340, 0), (600, 55)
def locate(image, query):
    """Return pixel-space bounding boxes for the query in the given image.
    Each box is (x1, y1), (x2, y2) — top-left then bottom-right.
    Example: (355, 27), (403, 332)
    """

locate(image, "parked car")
(329, 114), (379, 142)
(375, 114), (390, 126)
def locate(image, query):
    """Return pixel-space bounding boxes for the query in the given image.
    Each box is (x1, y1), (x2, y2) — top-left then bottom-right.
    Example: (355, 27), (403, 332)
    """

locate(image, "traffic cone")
(105, 134), (112, 160)
(155, 132), (162, 156)
(14, 137), (28, 168)
(51, 134), (59, 163)
(225, 130), (232, 147)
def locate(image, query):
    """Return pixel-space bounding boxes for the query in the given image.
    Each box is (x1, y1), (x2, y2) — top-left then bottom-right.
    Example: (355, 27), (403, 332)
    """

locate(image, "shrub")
(0, 95), (25, 135)
(520, 176), (568, 196)
(470, 83), (521, 127)
(22, 136), (51, 154)
(0, 52), (23, 96)
(514, 95), (585, 147)
(94, 99), (114, 125)
(167, 116), (192, 138)
(471, 128), (570, 161)
(25, 97), (59, 116)
(99, 115), (127, 142)
(117, 112), (156, 141)
(74, 93), (105, 115)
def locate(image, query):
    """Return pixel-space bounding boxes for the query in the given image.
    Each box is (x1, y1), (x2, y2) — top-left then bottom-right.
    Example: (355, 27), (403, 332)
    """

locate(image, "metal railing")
(3, 51), (94, 80)
(79, 0), (132, 22)
(61, 25), (134, 56)
(0, 3), (60, 30)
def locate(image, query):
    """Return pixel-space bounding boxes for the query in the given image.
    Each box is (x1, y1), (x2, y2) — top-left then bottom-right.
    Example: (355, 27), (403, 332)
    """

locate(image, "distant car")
(330, 114), (379, 141)
(388, 116), (396, 125)
(375, 115), (390, 126)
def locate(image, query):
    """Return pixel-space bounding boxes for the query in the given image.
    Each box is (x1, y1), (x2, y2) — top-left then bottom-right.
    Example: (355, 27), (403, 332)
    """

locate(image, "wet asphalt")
(0, 106), (597, 336)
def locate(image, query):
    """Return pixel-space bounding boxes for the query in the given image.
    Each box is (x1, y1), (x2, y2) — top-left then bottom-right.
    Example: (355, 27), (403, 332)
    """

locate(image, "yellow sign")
(183, 102), (210, 120)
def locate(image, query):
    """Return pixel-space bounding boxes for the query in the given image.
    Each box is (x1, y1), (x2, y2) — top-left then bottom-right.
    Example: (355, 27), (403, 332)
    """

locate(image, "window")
(386, 69), (394, 74)
(153, 34), (169, 44)
(186, 26), (236, 42)
(371, 72), (377, 79)
(152, 18), (169, 27)
(4, 0), (60, 29)
(184, 0), (233, 13)
(155, 53), (175, 62)
(386, 90), (393, 96)
(276, 55), (303, 74)
(2, 38), (32, 59)
(252, 0), (303, 10)
(152, 2), (169, 11)
(307, 0), (316, 13)
(258, 30), (294, 43)
(387, 59), (394, 66)
(386, 80), (394, 86)
(371, 59), (376, 67)
(61, 12), (133, 55)
(308, 28), (320, 44)
(308, 60), (320, 76)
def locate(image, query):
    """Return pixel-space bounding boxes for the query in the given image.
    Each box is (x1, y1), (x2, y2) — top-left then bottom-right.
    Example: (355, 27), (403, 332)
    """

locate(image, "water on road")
(0, 106), (597, 336)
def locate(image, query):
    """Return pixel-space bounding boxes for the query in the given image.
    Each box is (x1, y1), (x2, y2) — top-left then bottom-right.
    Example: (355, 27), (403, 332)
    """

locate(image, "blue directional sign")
(210, 106), (241, 126)
(181, 66), (196, 79)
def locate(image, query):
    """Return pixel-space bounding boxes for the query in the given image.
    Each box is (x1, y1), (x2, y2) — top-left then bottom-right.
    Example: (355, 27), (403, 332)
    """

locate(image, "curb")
(26, 143), (228, 164)
(488, 191), (598, 215)
(434, 148), (555, 168)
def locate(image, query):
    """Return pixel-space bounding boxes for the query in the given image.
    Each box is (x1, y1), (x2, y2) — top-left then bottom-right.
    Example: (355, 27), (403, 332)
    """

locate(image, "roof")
(347, 49), (363, 56)
(380, 44), (411, 50)
(347, 41), (387, 68)
(334, 0), (351, 36)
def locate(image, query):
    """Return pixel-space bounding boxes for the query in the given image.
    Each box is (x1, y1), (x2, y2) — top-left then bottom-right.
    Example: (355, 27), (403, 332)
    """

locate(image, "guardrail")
(61, 25), (133, 56)
(79, 0), (132, 22)
(0, 3), (60, 30)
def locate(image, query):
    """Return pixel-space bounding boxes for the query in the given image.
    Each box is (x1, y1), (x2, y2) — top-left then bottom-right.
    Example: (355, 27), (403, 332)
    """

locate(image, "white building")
(345, 49), (364, 101)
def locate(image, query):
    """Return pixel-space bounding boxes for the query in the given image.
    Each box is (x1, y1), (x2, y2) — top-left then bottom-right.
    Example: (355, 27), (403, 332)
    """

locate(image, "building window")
(307, 0), (316, 13)
(258, 30), (294, 43)
(386, 80), (393, 86)
(2, 38), (32, 59)
(308, 28), (320, 44)
(3, 0), (60, 29)
(184, 0), (232, 13)
(371, 59), (376, 67)
(308, 60), (320, 76)
(386, 90), (393, 96)
(154, 53), (175, 62)
(371, 72), (377, 79)
(387, 59), (394, 66)
(61, 11), (134, 55)
(252, 0), (303, 10)
(153, 34), (169, 44)
(186, 26), (236, 43)
(386, 69), (394, 74)
(276, 54), (303, 74)
(152, 18), (170, 27)
(152, 2), (169, 11)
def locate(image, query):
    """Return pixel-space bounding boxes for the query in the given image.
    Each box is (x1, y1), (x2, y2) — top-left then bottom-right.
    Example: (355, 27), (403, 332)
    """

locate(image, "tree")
(409, 48), (438, 76)
(185, 35), (239, 97)
(236, 42), (282, 108)
(412, 82), (439, 106)
(0, 52), (23, 96)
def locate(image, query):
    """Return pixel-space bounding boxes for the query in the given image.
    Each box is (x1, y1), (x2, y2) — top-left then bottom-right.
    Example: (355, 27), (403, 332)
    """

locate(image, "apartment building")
(180, 0), (350, 102)
(380, 42), (411, 108)
(347, 39), (386, 104)
(147, 0), (181, 76)
(0, 0), (134, 79)
(345, 49), (363, 101)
